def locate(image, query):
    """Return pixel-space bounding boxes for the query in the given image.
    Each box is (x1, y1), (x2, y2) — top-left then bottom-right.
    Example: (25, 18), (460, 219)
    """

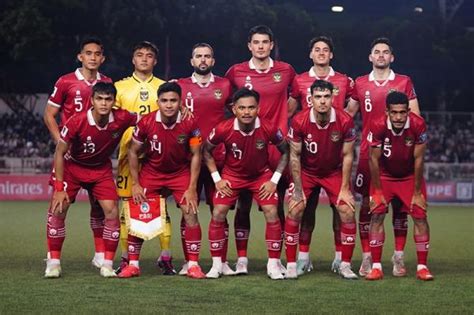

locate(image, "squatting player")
(176, 43), (233, 276)
(118, 82), (206, 279)
(288, 36), (355, 274)
(114, 41), (175, 275)
(204, 88), (289, 280)
(44, 82), (138, 278)
(346, 37), (421, 277)
(286, 80), (358, 279)
(225, 25), (295, 274)
(365, 91), (433, 281)
(43, 37), (112, 269)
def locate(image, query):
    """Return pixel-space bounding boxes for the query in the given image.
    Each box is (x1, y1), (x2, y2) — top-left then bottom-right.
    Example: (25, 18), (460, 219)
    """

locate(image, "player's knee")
(182, 211), (199, 226)
(337, 205), (355, 223)
(100, 201), (119, 218)
(413, 218), (429, 233)
(261, 205), (279, 221)
(370, 213), (385, 225)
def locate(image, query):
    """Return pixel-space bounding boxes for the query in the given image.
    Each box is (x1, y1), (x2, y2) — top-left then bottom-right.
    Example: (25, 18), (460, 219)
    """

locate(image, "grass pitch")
(0, 201), (473, 314)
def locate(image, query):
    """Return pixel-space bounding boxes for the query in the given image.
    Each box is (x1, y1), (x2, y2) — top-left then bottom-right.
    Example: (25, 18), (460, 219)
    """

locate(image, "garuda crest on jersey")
(273, 72), (282, 82)
(140, 89), (149, 101)
(214, 89), (222, 100)
(330, 131), (341, 142)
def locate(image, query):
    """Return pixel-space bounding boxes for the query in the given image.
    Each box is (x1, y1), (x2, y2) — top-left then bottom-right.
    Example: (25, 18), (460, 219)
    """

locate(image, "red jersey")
(225, 59), (296, 133)
(60, 109), (137, 167)
(133, 111), (201, 175)
(208, 117), (284, 179)
(369, 112), (427, 179)
(288, 108), (356, 177)
(290, 67), (354, 110)
(177, 73), (232, 139)
(351, 70), (417, 159)
(48, 68), (112, 126)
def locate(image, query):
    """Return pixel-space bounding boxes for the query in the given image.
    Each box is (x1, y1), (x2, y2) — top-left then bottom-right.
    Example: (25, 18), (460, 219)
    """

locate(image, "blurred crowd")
(0, 112), (54, 158)
(0, 111), (472, 163)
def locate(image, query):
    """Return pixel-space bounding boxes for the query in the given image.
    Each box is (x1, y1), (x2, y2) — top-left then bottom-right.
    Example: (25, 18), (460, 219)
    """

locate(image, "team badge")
(140, 202), (150, 214)
(214, 89), (222, 100)
(140, 89), (149, 101)
(333, 86), (340, 96)
(273, 72), (282, 82)
(405, 136), (414, 146)
(177, 134), (187, 144)
(330, 131), (341, 142)
(256, 139), (265, 150)
(388, 88), (398, 94)
(111, 132), (120, 139)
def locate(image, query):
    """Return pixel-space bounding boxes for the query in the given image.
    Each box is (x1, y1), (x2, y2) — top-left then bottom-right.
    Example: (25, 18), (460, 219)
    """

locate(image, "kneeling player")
(286, 80), (358, 279)
(44, 83), (138, 278)
(205, 88), (289, 280)
(118, 82), (206, 279)
(366, 91), (433, 281)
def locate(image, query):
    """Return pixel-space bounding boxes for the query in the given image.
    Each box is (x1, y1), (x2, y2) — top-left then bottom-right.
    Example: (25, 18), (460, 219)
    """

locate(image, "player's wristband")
(211, 171), (222, 183)
(54, 180), (64, 192)
(270, 171), (282, 185)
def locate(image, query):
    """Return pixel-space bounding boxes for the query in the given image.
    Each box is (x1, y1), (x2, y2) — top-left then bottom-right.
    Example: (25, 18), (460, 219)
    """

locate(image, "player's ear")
(77, 53), (83, 63)
(329, 52), (334, 60)
(390, 54), (394, 63)
(269, 41), (274, 50)
(247, 42), (252, 52)
(368, 54), (373, 63)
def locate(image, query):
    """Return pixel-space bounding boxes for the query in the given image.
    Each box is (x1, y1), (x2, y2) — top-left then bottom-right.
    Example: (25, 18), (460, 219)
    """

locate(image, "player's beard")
(194, 65), (213, 76)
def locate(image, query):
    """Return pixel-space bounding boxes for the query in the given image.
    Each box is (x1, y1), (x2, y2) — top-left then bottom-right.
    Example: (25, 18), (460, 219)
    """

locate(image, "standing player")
(204, 88), (289, 280)
(117, 82), (206, 279)
(286, 80), (358, 279)
(114, 41), (175, 275)
(365, 91), (433, 281)
(346, 37), (421, 277)
(44, 82), (138, 278)
(43, 37), (112, 268)
(288, 36), (355, 274)
(225, 25), (295, 273)
(176, 43), (234, 276)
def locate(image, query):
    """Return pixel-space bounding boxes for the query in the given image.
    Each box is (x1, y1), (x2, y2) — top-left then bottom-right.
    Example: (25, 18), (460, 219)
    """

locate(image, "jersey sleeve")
(343, 116), (357, 142)
(350, 80), (360, 102)
(346, 76), (355, 100)
(207, 123), (225, 146)
(289, 76), (301, 99)
(132, 118), (148, 144)
(414, 117), (428, 144)
(368, 120), (384, 148)
(405, 77), (417, 100)
(48, 77), (67, 108)
(59, 115), (78, 144)
(288, 117), (303, 143)
(114, 81), (123, 109)
(224, 66), (235, 86)
(270, 126), (285, 146)
(189, 120), (202, 147)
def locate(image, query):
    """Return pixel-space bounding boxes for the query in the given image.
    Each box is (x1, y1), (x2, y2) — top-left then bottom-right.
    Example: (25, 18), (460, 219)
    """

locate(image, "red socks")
(284, 217), (300, 263)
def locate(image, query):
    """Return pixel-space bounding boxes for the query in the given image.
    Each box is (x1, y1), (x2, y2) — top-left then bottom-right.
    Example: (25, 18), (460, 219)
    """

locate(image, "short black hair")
(309, 36), (334, 52)
(92, 82), (116, 97)
(79, 36), (104, 52)
(248, 25), (274, 42)
(232, 88), (260, 104)
(386, 91), (409, 109)
(370, 37), (393, 53)
(133, 41), (159, 57)
(191, 43), (214, 57)
(157, 82), (182, 98)
(310, 80), (334, 95)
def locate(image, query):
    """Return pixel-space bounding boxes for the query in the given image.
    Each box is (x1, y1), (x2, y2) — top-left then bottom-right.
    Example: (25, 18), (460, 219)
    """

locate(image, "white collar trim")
(309, 66), (335, 79)
(249, 58), (274, 74)
(75, 68), (101, 86)
(310, 107), (336, 129)
(87, 108), (114, 130)
(233, 117), (261, 136)
(155, 110), (182, 129)
(191, 72), (215, 88)
(387, 115), (410, 136)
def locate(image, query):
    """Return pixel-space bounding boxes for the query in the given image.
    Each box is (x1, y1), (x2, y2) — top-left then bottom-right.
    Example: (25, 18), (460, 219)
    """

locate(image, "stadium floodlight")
(414, 6), (423, 13)
(331, 5), (344, 13)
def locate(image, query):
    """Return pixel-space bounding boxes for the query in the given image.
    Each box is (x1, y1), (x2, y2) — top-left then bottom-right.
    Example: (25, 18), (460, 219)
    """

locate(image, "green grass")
(0, 201), (473, 314)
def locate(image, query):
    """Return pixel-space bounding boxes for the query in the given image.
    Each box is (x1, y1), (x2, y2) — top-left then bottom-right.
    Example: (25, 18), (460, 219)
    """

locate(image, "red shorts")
(354, 158), (370, 196)
(139, 169), (190, 206)
(290, 170), (345, 206)
(54, 160), (118, 202)
(370, 177), (427, 219)
(213, 170), (278, 206)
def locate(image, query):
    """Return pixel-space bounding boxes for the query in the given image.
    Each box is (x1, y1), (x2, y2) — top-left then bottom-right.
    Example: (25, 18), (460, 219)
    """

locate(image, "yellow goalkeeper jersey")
(115, 73), (165, 197)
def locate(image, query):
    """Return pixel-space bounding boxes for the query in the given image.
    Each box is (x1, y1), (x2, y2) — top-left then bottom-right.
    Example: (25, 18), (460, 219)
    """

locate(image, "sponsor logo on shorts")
(214, 89), (222, 100)
(330, 131), (341, 142)
(273, 72), (281, 82)
(256, 139), (265, 150)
